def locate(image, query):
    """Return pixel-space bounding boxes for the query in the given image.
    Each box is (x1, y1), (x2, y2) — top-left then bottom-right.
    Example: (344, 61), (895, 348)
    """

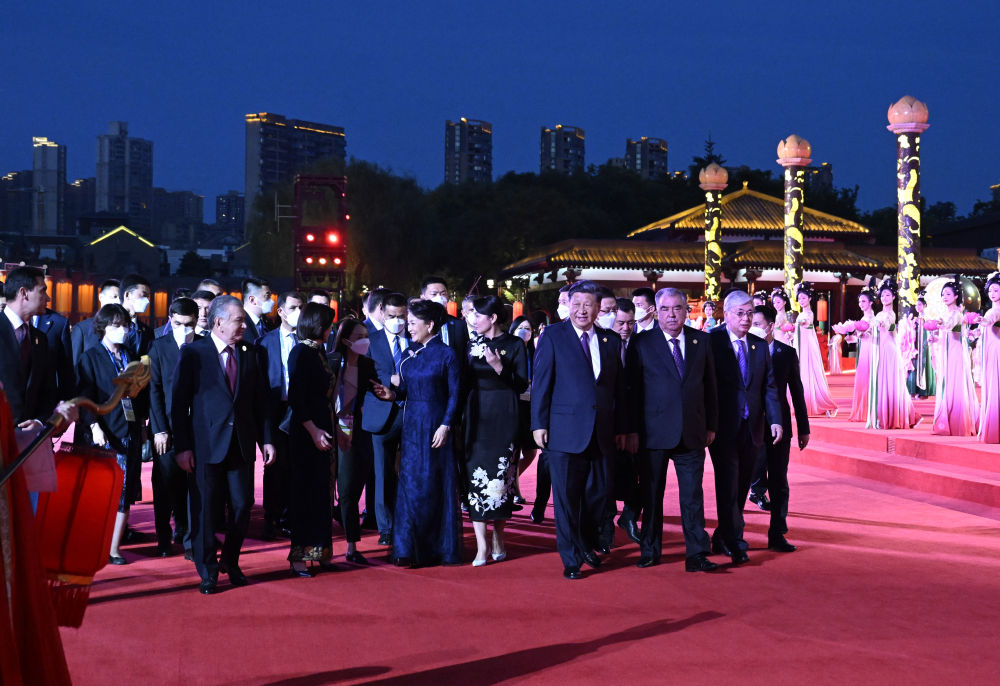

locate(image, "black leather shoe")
(618, 518), (641, 544)
(685, 554), (719, 572)
(377, 533), (392, 546)
(636, 556), (658, 568)
(199, 579), (217, 595)
(711, 538), (732, 557)
(731, 550), (750, 565)
(345, 551), (370, 565)
(529, 509), (544, 525)
(748, 492), (771, 511)
(108, 554), (127, 565)
(183, 550), (193, 561)
(595, 544), (611, 555)
(582, 551), (602, 569)
(223, 565), (249, 586)
(157, 544), (172, 558)
(563, 566), (583, 580)
(768, 536), (797, 553)
(173, 530), (186, 545)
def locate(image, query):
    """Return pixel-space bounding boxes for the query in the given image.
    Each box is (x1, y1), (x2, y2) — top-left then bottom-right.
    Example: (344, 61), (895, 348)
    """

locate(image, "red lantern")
(513, 301), (524, 319)
(817, 297), (828, 322)
(35, 445), (122, 627)
(446, 301), (458, 317)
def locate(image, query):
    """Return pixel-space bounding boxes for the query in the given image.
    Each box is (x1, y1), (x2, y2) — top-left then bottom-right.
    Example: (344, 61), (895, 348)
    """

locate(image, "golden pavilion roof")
(500, 239), (707, 276)
(725, 241), (880, 271)
(628, 184), (871, 239)
(849, 246), (997, 275)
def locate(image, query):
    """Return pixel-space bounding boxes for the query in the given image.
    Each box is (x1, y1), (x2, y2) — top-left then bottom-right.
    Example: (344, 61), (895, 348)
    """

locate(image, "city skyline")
(2, 2), (998, 218)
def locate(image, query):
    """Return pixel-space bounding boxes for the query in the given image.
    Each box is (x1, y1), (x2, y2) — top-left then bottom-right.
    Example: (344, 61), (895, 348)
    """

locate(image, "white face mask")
(260, 298), (274, 314)
(385, 317), (405, 335)
(429, 294), (448, 306)
(749, 326), (768, 340)
(596, 312), (616, 330)
(348, 338), (371, 355)
(132, 297), (150, 314)
(515, 327), (532, 342)
(556, 304), (570, 321)
(172, 325), (194, 346)
(285, 309), (300, 329)
(104, 325), (126, 345)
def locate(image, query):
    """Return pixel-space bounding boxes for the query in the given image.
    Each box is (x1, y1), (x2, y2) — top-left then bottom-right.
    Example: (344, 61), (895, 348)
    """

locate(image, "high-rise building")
(244, 112), (346, 208)
(0, 170), (33, 233)
(151, 188), (204, 243)
(64, 177), (96, 235)
(540, 125), (585, 174)
(444, 118), (493, 184)
(216, 190), (245, 233)
(625, 137), (668, 180)
(95, 121), (154, 231)
(804, 162), (834, 192)
(32, 137), (66, 234)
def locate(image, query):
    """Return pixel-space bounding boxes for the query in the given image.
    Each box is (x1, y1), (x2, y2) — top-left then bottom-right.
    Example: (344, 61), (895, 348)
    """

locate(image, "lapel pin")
(692, 339), (698, 345)
(500, 350), (506, 356)
(602, 337), (608, 343)
(751, 344), (756, 350)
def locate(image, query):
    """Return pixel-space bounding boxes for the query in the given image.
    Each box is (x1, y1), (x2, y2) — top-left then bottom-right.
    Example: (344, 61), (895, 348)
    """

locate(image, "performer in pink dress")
(793, 282), (838, 417)
(977, 272), (1000, 443)
(772, 288), (793, 345)
(849, 286), (877, 422)
(867, 278), (920, 429)
(931, 277), (979, 436)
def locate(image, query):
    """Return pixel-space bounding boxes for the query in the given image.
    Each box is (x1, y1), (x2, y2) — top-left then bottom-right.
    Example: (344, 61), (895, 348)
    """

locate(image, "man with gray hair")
(707, 290), (782, 565)
(173, 294), (276, 594)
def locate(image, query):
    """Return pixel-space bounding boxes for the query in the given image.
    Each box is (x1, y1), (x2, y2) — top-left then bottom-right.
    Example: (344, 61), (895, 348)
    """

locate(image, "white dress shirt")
(663, 328), (685, 360)
(4, 306), (26, 334)
(210, 332), (235, 373)
(571, 323), (601, 380)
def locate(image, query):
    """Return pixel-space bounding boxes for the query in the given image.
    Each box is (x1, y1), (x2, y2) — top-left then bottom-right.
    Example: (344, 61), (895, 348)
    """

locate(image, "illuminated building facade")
(96, 121), (154, 232)
(244, 112), (346, 210)
(216, 190), (245, 233)
(625, 137), (668, 180)
(540, 125), (585, 174)
(32, 137), (66, 235)
(444, 118), (493, 184)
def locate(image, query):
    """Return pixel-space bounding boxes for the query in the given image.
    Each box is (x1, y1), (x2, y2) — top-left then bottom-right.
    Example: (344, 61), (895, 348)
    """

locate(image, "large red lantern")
(35, 445), (122, 627)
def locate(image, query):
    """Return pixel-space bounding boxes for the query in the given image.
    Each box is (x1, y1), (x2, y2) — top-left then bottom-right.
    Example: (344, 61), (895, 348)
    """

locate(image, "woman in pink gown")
(977, 273), (1000, 443)
(931, 277), (979, 436)
(849, 287), (877, 422)
(793, 282), (838, 416)
(771, 288), (793, 345)
(867, 278), (920, 429)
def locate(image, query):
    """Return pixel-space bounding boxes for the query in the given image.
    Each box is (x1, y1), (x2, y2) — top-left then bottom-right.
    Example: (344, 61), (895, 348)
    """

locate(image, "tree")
(688, 134), (727, 183)
(176, 250), (211, 277)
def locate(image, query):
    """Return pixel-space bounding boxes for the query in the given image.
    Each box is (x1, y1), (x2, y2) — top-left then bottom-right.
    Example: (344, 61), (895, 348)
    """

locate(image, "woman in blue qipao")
(372, 299), (462, 566)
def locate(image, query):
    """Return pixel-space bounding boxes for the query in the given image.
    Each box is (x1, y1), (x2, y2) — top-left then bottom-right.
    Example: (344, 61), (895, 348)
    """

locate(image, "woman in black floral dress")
(463, 296), (529, 566)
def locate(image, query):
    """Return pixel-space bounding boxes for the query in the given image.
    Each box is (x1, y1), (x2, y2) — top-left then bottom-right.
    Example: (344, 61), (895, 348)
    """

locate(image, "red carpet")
(59, 444), (1000, 684)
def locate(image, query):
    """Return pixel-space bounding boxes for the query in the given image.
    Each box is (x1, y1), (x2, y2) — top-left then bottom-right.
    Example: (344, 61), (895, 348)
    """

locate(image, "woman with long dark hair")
(867, 278), (920, 429)
(849, 285), (878, 422)
(931, 277), (979, 436)
(792, 282), (838, 417)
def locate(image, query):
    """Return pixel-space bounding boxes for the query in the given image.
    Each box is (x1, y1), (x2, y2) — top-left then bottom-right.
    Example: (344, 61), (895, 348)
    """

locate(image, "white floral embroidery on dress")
(468, 453), (515, 512)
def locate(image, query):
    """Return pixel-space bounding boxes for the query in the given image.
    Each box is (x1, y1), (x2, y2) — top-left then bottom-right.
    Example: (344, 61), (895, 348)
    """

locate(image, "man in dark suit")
(420, 277), (468, 358)
(120, 274), (155, 358)
(173, 295), (275, 594)
(255, 290), (303, 539)
(0, 267), (58, 427)
(33, 307), (74, 401)
(70, 279), (120, 365)
(750, 305), (810, 553)
(149, 298), (200, 556)
(240, 276), (273, 343)
(531, 280), (628, 580)
(707, 290), (782, 565)
(626, 288), (720, 572)
(362, 292), (409, 546)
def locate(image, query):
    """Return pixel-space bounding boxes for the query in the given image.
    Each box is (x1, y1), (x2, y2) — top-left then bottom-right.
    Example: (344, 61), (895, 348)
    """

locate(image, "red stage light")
(326, 231), (339, 244)
(319, 257), (328, 265)
(333, 257), (342, 265)
(305, 257), (314, 264)
(305, 232), (316, 242)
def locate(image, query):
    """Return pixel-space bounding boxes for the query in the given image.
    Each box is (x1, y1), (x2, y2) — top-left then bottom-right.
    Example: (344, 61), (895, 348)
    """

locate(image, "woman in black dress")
(77, 304), (145, 565)
(286, 303), (337, 577)
(328, 318), (376, 565)
(464, 296), (529, 565)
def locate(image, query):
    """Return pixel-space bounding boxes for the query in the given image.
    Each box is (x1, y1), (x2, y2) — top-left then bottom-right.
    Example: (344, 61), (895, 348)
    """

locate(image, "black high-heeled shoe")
(289, 563), (312, 578)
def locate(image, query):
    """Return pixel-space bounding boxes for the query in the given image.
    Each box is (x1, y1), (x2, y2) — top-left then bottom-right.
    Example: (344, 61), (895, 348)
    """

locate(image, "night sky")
(3, 1), (998, 219)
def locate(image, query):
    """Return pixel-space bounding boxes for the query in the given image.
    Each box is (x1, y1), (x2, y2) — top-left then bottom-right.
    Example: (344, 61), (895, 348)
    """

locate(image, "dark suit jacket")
(255, 326), (295, 425)
(125, 320), (155, 358)
(171, 336), (273, 465)
(34, 309), (74, 400)
(241, 312), (269, 344)
(361, 327), (409, 434)
(708, 324), (781, 449)
(530, 320), (626, 458)
(148, 333), (201, 436)
(0, 313), (58, 424)
(71, 316), (99, 365)
(626, 325), (717, 450)
(769, 339), (810, 439)
(76, 345), (148, 453)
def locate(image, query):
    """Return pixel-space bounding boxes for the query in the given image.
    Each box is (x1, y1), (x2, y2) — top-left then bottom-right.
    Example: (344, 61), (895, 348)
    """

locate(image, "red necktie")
(224, 345), (237, 395)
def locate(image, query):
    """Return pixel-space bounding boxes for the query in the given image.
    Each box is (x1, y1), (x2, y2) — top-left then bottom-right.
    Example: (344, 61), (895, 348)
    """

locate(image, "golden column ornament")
(699, 163), (729, 302)
(887, 95), (929, 317)
(777, 135), (812, 311)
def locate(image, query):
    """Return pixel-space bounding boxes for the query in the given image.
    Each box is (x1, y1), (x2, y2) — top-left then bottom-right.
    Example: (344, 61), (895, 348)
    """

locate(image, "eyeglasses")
(731, 310), (754, 320)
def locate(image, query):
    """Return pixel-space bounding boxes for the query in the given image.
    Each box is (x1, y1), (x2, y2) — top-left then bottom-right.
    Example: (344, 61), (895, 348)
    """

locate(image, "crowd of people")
(3, 263), (998, 595)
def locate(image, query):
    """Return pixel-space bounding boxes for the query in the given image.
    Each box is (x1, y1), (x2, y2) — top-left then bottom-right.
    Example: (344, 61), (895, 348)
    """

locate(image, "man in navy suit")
(70, 279), (120, 365)
(173, 295), (275, 594)
(120, 274), (155, 358)
(531, 280), (628, 580)
(750, 305), (810, 553)
(707, 290), (782, 565)
(362, 292), (409, 546)
(255, 291), (303, 539)
(240, 276), (272, 343)
(626, 288), (720, 572)
(33, 307), (74, 401)
(148, 298), (199, 556)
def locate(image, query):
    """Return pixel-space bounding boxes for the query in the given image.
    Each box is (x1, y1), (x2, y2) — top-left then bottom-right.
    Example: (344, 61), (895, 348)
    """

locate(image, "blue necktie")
(392, 336), (402, 373)
(670, 338), (684, 378)
(736, 339), (749, 419)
